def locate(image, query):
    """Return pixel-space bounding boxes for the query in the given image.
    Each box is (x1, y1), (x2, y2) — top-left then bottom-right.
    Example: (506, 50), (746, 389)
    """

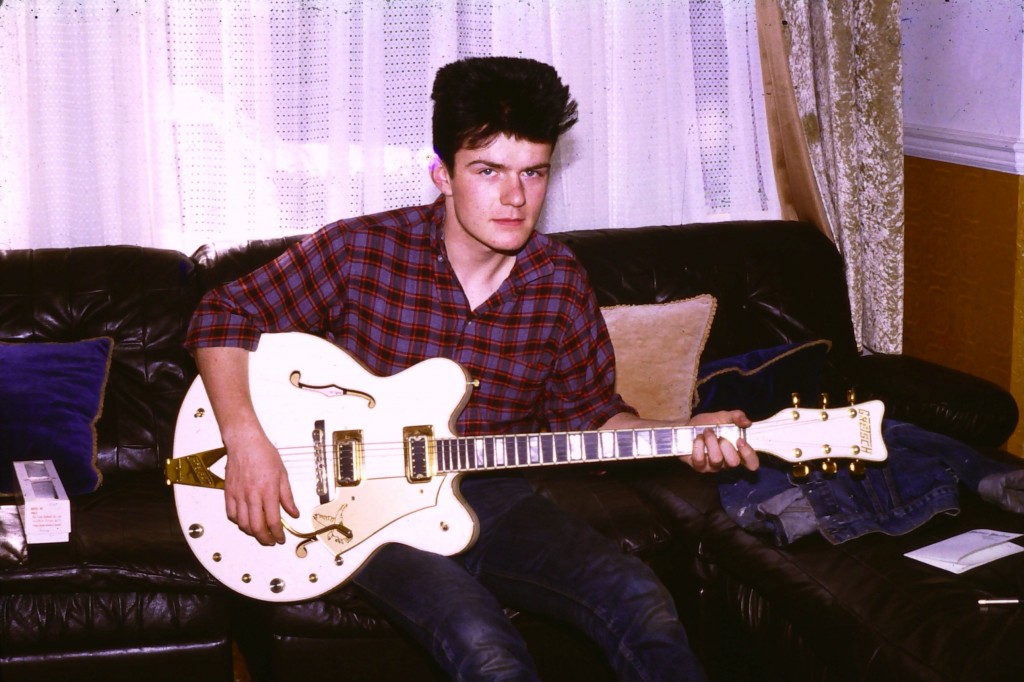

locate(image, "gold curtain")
(756, 0), (904, 353)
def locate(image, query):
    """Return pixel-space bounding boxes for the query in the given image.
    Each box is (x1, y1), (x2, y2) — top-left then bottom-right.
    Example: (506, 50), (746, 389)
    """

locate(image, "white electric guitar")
(167, 332), (887, 602)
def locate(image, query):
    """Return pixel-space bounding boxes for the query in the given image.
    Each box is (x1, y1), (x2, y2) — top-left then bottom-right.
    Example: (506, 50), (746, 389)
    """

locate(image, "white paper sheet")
(905, 529), (1024, 574)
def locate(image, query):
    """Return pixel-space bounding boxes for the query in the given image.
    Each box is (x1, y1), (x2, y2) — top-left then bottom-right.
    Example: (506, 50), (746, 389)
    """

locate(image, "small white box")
(13, 460), (70, 544)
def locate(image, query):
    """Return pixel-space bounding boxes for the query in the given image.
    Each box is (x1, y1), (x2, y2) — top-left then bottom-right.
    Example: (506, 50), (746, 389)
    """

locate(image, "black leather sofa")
(1, 220), (1021, 682)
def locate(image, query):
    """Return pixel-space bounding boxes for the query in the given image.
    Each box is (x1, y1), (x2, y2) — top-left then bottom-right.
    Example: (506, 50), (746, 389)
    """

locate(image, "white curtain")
(0, 0), (779, 253)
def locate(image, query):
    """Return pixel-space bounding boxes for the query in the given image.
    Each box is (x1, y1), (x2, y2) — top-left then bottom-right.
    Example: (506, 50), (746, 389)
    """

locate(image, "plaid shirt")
(186, 196), (631, 436)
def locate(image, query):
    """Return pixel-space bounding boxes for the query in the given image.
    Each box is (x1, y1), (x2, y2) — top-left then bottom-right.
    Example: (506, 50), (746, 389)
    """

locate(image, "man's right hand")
(194, 345), (300, 546)
(222, 430), (300, 546)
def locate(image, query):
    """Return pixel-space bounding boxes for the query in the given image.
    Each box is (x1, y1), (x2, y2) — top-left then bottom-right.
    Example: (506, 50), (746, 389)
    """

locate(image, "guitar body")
(171, 332), (478, 602)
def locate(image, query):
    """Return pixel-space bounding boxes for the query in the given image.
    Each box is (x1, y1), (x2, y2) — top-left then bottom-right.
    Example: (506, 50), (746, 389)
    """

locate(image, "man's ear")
(431, 156), (453, 196)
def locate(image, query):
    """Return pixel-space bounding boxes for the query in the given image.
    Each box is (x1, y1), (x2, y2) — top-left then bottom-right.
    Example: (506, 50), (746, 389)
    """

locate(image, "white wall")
(902, 0), (1024, 173)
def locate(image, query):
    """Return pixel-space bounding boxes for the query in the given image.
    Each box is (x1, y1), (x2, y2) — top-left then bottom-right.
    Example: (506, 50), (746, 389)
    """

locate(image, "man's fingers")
(248, 494), (286, 545)
(280, 479), (300, 519)
(688, 428), (759, 473)
(736, 437), (760, 471)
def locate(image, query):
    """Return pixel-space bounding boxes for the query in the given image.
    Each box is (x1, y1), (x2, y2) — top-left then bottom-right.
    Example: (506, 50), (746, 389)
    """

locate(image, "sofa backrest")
(555, 221), (859, 369)
(0, 246), (200, 477)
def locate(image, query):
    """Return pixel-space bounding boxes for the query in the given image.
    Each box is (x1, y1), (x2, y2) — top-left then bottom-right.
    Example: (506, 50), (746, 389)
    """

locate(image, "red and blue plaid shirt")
(185, 196), (631, 436)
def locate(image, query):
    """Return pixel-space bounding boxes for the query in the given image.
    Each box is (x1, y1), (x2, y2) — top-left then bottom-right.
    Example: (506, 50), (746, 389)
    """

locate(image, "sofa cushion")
(602, 295), (717, 421)
(693, 340), (831, 421)
(0, 337), (113, 495)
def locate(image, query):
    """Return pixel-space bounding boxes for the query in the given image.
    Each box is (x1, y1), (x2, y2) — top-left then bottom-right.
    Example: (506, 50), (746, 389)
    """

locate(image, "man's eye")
(479, 168), (496, 176)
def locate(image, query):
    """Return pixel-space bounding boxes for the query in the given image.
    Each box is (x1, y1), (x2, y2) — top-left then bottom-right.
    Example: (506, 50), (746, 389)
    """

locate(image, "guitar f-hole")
(289, 371), (377, 408)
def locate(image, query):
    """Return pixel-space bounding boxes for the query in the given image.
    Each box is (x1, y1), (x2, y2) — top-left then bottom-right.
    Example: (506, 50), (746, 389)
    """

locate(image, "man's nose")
(501, 176), (526, 207)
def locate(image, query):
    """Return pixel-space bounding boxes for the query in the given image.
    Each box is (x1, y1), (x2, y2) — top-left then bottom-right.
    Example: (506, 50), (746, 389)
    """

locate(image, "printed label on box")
(13, 460), (70, 544)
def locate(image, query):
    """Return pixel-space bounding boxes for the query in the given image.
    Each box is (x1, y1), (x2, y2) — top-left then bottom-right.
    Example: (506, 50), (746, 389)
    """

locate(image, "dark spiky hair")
(431, 56), (578, 170)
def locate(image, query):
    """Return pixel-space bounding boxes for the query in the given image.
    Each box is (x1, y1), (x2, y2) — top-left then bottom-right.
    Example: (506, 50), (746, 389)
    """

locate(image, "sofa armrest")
(849, 353), (1019, 449)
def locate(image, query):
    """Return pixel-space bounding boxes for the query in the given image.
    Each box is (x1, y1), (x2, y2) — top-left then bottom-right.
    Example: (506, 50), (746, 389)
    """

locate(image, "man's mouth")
(493, 217), (525, 227)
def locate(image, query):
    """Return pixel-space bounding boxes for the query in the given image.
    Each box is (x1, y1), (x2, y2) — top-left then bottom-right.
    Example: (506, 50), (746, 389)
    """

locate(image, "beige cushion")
(602, 295), (717, 421)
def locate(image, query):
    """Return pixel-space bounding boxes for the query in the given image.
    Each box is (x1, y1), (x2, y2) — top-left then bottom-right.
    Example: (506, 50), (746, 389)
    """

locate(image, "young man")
(186, 56), (758, 681)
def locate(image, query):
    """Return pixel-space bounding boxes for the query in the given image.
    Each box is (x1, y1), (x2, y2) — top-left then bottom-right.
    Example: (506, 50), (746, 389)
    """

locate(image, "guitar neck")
(435, 424), (743, 474)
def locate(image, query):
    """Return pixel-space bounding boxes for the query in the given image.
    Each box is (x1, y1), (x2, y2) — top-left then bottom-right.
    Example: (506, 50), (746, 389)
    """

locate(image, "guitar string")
(265, 415), (878, 467)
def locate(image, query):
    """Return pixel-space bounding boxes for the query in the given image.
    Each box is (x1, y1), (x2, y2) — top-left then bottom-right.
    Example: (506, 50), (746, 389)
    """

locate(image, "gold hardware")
(791, 393), (800, 407)
(849, 460), (866, 476)
(309, 574), (318, 583)
(334, 430), (364, 487)
(791, 463), (811, 479)
(270, 578), (285, 594)
(821, 393), (829, 409)
(847, 389), (856, 405)
(440, 522), (449, 531)
(404, 425), (436, 483)
(793, 448), (803, 459)
(212, 553), (221, 562)
(188, 523), (204, 539)
(851, 445), (861, 455)
(242, 574), (251, 583)
(821, 459), (837, 475)
(823, 445), (832, 455)
(165, 449), (227, 489)
(194, 407), (205, 418)
(284, 517), (353, 541)
(287, 512), (353, 558)
(334, 555), (345, 566)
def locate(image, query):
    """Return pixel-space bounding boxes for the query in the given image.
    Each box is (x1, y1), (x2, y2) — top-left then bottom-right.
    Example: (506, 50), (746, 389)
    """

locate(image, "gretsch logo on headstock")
(857, 408), (874, 455)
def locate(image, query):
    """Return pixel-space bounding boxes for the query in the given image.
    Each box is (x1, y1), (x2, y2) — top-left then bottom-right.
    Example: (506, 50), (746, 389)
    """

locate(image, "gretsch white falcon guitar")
(167, 332), (887, 602)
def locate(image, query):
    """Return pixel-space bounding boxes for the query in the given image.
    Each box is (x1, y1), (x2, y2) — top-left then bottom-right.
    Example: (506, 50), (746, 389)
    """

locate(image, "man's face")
(432, 133), (553, 257)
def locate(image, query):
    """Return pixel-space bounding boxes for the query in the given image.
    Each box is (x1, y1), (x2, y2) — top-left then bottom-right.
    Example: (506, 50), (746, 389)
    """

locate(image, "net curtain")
(0, 0), (779, 253)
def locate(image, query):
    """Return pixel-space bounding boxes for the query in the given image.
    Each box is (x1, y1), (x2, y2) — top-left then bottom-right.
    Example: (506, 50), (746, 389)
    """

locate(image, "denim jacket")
(718, 420), (1024, 546)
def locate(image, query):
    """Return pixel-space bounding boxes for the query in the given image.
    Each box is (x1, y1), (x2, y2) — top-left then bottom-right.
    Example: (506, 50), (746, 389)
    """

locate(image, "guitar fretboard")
(435, 425), (743, 473)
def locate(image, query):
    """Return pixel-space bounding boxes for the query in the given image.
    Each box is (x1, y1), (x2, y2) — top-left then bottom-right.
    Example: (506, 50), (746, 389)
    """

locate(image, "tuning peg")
(848, 460), (866, 476)
(791, 463), (811, 479)
(821, 458), (838, 475)
(817, 393), (831, 421)
(847, 388), (857, 405)
(791, 393), (800, 407)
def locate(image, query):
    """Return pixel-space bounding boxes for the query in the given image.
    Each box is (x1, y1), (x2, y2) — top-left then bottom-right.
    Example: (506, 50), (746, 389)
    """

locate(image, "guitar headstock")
(746, 399), (887, 477)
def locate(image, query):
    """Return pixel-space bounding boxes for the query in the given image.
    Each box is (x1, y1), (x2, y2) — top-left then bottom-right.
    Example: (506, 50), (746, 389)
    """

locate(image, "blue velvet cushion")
(692, 340), (831, 421)
(0, 337), (113, 495)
